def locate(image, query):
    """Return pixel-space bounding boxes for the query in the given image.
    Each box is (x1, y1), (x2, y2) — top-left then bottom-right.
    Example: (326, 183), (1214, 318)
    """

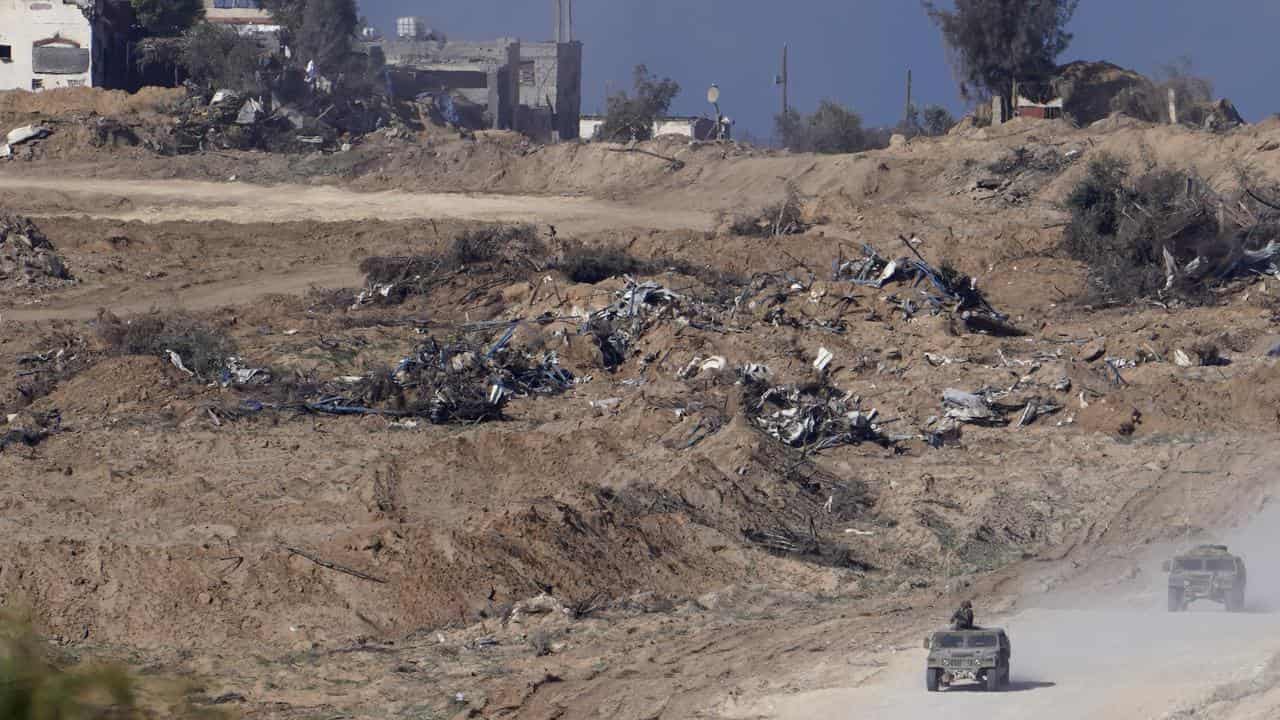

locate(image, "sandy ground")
(6, 102), (1280, 719)
(0, 175), (715, 233)
(739, 607), (1280, 720)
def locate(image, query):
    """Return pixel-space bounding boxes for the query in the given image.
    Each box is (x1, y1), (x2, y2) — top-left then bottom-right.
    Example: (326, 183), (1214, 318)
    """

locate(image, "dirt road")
(0, 174), (715, 321)
(736, 603), (1280, 720)
(0, 175), (715, 232)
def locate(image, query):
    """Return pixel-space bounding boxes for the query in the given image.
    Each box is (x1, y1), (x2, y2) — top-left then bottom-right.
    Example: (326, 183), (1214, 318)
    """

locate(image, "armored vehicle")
(923, 628), (1012, 692)
(1162, 544), (1247, 612)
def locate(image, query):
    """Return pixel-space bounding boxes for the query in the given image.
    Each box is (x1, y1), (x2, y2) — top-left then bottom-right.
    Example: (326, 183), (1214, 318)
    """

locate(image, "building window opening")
(32, 78), (44, 90)
(0, 45), (12, 62)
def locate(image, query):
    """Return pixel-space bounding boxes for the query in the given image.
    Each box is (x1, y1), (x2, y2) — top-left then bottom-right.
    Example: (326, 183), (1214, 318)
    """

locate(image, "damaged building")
(202, 0), (279, 34)
(372, 0), (582, 141)
(0, 0), (132, 92)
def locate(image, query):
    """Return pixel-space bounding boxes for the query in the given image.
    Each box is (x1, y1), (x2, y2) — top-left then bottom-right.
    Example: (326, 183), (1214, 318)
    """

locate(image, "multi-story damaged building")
(0, 0), (131, 92)
(373, 0), (582, 141)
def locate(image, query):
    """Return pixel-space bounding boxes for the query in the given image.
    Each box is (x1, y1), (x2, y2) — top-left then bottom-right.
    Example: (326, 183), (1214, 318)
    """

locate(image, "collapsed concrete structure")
(372, 2), (583, 141)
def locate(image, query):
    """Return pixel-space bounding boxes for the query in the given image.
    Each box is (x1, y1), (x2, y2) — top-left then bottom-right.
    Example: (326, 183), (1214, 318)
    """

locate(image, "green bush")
(598, 65), (681, 142)
(0, 619), (136, 720)
(775, 101), (876, 154)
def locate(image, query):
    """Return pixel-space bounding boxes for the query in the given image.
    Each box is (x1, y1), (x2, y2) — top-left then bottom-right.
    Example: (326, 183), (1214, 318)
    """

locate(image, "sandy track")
(0, 175), (715, 232)
(2, 264), (363, 321)
(0, 174), (714, 320)
(736, 605), (1280, 720)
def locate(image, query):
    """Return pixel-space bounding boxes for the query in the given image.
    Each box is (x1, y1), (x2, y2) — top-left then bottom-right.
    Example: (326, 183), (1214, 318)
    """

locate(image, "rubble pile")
(166, 85), (413, 155)
(581, 279), (686, 368)
(940, 388), (1063, 428)
(224, 328), (573, 425)
(745, 380), (887, 450)
(0, 124), (51, 160)
(0, 214), (73, 288)
(834, 240), (1021, 335)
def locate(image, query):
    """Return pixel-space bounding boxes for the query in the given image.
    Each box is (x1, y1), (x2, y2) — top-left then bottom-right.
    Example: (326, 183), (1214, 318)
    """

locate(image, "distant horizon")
(357, 1), (1280, 139)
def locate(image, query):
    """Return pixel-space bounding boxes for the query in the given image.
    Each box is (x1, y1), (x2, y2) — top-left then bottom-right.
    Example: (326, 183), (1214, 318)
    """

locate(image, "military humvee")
(922, 628), (1012, 692)
(1162, 544), (1247, 612)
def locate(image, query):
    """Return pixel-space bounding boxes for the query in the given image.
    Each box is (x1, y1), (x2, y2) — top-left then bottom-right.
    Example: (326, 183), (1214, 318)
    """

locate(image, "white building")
(203, 0), (277, 33)
(0, 0), (102, 92)
(579, 115), (728, 142)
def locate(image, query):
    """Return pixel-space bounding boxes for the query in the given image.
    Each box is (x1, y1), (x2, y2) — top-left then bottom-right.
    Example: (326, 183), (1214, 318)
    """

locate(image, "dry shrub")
(555, 242), (722, 287)
(1063, 154), (1227, 303)
(305, 286), (357, 311)
(1188, 341), (1228, 367)
(528, 630), (554, 657)
(1110, 57), (1215, 125)
(729, 190), (809, 238)
(96, 310), (234, 378)
(448, 224), (545, 268)
(559, 244), (643, 284)
(359, 255), (444, 286)
(1065, 155), (1280, 305)
(358, 225), (546, 304)
(986, 146), (1069, 176)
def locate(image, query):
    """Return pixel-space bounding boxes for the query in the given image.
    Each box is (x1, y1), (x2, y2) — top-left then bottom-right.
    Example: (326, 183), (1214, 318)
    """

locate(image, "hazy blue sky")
(359, 1), (1280, 139)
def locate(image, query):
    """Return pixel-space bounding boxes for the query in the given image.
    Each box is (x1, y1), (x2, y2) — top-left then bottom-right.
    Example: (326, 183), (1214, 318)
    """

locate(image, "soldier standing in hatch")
(951, 600), (975, 630)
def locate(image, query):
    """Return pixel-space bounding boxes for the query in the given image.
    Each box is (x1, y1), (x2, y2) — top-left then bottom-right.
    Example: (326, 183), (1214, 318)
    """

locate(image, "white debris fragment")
(590, 397), (621, 414)
(488, 384), (506, 405)
(166, 350), (194, 376)
(814, 347), (834, 372)
(6, 125), (50, 146)
(739, 363), (770, 383)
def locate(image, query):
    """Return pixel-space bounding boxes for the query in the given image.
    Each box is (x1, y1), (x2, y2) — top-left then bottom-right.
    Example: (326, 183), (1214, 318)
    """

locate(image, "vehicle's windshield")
(934, 634), (999, 649)
(935, 634), (964, 648)
(1175, 558), (1204, 571)
(1206, 558), (1236, 572)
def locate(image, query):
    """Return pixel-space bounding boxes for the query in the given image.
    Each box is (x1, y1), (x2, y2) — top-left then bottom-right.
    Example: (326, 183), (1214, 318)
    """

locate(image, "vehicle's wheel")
(1001, 666), (1012, 688)
(986, 669), (1002, 692)
(926, 668), (941, 692)
(1227, 587), (1245, 613)
(1168, 587), (1184, 612)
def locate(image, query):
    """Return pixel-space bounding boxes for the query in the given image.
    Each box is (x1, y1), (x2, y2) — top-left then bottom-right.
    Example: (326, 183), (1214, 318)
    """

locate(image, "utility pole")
(904, 69), (913, 128)
(778, 44), (789, 116)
